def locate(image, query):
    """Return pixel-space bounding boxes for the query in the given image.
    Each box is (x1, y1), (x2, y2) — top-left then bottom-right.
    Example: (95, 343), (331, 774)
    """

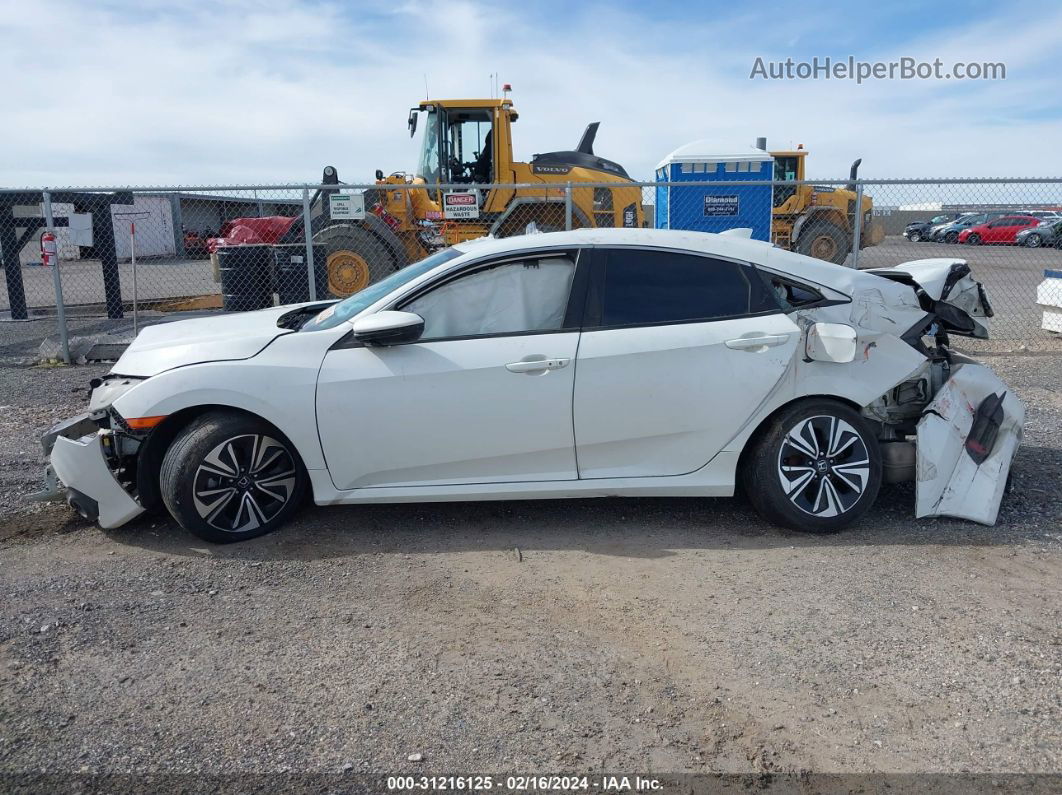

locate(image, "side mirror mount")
(805, 322), (858, 363)
(408, 109), (419, 138)
(349, 311), (424, 346)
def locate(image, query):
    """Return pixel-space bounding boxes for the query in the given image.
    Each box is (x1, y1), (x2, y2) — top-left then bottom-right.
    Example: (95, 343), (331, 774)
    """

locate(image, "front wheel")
(908, 231), (922, 243)
(1025, 234), (1042, 248)
(966, 233), (981, 245)
(944, 231), (959, 244)
(160, 412), (307, 543)
(741, 400), (882, 534)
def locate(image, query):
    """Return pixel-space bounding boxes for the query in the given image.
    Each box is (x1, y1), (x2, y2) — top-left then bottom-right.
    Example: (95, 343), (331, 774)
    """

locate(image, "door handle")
(725, 334), (790, 351)
(505, 357), (570, 374)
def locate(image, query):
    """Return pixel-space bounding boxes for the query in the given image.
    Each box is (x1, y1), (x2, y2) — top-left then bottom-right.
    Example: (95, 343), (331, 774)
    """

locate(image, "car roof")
(451, 227), (864, 295)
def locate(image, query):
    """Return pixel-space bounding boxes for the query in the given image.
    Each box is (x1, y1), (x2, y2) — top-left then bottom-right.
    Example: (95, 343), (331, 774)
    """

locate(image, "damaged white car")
(40, 229), (1023, 543)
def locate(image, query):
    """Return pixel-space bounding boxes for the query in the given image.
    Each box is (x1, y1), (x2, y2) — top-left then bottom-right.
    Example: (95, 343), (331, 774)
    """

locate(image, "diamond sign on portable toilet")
(654, 141), (774, 241)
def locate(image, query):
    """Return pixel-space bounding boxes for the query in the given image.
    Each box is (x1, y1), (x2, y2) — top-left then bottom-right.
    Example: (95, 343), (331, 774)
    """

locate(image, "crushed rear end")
(865, 258), (1024, 525)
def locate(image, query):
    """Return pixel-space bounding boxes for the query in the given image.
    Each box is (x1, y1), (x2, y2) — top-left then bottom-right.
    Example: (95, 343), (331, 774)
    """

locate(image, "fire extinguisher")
(40, 231), (58, 267)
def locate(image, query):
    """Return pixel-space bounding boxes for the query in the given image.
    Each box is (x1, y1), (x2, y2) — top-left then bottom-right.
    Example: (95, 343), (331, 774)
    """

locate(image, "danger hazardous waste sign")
(443, 192), (479, 220)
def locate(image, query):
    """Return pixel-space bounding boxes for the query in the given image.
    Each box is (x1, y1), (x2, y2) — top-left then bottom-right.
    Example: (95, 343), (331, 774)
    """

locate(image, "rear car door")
(1007, 218), (1036, 242)
(572, 247), (799, 479)
(316, 251), (587, 489)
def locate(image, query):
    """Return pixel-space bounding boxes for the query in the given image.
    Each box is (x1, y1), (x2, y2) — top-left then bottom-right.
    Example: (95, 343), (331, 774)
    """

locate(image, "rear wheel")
(796, 220), (849, 264)
(741, 400), (882, 534)
(966, 232), (981, 245)
(160, 412), (307, 544)
(314, 222), (405, 298)
(944, 231), (959, 244)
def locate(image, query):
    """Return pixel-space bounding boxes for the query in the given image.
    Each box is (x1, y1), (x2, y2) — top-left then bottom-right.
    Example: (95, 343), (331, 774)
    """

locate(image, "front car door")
(572, 247), (799, 479)
(984, 218), (1015, 243)
(316, 250), (587, 490)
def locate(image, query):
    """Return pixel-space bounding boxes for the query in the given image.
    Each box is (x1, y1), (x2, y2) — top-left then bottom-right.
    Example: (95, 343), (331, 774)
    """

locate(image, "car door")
(1007, 218), (1034, 243)
(985, 218), (1014, 243)
(572, 247), (799, 479)
(316, 251), (587, 490)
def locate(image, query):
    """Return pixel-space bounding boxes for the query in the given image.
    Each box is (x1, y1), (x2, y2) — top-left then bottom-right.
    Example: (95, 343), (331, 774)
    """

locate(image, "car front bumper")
(48, 428), (145, 529)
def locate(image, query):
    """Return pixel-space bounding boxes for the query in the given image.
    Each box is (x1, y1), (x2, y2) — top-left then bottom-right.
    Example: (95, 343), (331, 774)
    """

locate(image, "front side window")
(415, 108), (442, 183)
(402, 256), (576, 340)
(595, 249), (777, 327)
(302, 247), (463, 332)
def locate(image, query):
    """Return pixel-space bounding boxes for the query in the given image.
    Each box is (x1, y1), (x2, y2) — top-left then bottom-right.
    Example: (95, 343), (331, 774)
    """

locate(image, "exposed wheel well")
(736, 394), (865, 479)
(135, 405), (305, 513)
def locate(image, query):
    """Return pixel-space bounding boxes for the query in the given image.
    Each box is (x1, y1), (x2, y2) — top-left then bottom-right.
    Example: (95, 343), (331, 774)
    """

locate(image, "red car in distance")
(958, 215), (1041, 245)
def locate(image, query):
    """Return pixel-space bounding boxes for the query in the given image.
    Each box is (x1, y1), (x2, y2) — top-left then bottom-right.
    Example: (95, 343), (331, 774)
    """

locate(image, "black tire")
(159, 411), (307, 544)
(796, 220), (849, 264)
(1025, 234), (1042, 248)
(741, 400), (882, 534)
(944, 231), (959, 244)
(966, 232), (981, 245)
(313, 221), (405, 298)
(909, 230), (922, 243)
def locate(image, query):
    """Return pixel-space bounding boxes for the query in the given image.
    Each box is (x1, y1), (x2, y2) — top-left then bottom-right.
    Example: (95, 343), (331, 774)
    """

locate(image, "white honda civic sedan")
(42, 228), (1023, 543)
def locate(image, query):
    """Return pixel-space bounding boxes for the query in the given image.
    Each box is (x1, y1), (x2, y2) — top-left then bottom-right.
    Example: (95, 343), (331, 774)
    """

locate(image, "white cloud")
(0, 0), (1060, 188)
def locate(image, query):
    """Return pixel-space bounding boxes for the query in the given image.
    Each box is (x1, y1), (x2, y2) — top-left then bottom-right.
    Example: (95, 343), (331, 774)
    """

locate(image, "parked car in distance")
(904, 213), (961, 242)
(930, 212), (1005, 244)
(1023, 210), (1062, 220)
(923, 212), (979, 243)
(958, 215), (1041, 245)
(41, 229), (1022, 544)
(1016, 218), (1062, 248)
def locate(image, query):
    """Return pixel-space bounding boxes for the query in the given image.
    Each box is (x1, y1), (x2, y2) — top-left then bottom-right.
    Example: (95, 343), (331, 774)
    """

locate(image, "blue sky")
(2, 0), (1060, 186)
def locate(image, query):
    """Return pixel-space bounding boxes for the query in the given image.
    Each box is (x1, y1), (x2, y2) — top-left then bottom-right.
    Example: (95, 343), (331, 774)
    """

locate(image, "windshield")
(416, 108), (441, 183)
(301, 247), (464, 331)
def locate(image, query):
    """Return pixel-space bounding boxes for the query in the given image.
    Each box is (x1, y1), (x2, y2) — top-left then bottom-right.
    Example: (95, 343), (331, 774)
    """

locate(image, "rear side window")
(597, 249), (778, 327)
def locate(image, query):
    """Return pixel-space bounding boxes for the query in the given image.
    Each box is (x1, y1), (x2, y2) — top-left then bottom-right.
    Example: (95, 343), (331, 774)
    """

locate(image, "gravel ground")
(0, 349), (1060, 785)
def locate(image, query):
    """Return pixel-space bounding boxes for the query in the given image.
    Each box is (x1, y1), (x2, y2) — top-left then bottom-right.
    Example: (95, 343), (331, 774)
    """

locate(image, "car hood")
(111, 305), (301, 377)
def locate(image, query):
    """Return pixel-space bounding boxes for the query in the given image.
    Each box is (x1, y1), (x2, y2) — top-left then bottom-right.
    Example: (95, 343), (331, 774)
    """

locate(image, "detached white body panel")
(50, 432), (145, 529)
(915, 364), (1025, 525)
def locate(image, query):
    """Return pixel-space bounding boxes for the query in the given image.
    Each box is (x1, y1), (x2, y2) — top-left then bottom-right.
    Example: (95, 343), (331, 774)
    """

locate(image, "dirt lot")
(0, 348), (1060, 787)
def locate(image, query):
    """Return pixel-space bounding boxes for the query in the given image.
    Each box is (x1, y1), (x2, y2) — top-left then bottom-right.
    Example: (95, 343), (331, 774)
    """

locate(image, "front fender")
(110, 333), (332, 470)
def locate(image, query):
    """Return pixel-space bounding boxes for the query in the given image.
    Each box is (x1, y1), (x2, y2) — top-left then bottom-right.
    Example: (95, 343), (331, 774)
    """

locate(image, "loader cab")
(771, 150), (806, 208)
(413, 100), (515, 188)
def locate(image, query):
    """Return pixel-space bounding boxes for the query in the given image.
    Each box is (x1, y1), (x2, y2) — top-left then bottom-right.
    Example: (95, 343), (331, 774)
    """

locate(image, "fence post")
(301, 188), (317, 302)
(42, 191), (70, 364)
(564, 183), (573, 231)
(850, 181), (864, 270)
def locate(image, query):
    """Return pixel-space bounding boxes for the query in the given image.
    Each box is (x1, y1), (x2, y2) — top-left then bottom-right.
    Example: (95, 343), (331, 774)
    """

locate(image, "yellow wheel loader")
(768, 144), (885, 265)
(295, 96), (645, 297)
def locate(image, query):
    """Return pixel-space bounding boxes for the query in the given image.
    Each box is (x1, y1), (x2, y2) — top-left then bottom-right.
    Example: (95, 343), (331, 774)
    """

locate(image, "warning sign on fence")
(443, 192), (479, 220)
(329, 193), (365, 220)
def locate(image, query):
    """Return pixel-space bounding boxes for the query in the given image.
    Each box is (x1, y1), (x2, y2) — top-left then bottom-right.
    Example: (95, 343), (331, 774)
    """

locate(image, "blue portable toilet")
(654, 141), (774, 241)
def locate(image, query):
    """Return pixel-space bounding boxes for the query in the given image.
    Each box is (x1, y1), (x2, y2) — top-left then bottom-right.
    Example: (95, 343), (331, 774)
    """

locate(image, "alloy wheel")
(192, 434), (297, 533)
(776, 415), (870, 518)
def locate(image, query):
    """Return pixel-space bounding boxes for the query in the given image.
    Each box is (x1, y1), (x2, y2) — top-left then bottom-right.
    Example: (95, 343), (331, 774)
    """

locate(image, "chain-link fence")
(2, 179), (1060, 361)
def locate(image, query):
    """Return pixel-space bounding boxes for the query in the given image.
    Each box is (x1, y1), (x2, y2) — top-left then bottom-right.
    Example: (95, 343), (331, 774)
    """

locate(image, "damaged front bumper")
(916, 362), (1025, 525)
(40, 416), (145, 529)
